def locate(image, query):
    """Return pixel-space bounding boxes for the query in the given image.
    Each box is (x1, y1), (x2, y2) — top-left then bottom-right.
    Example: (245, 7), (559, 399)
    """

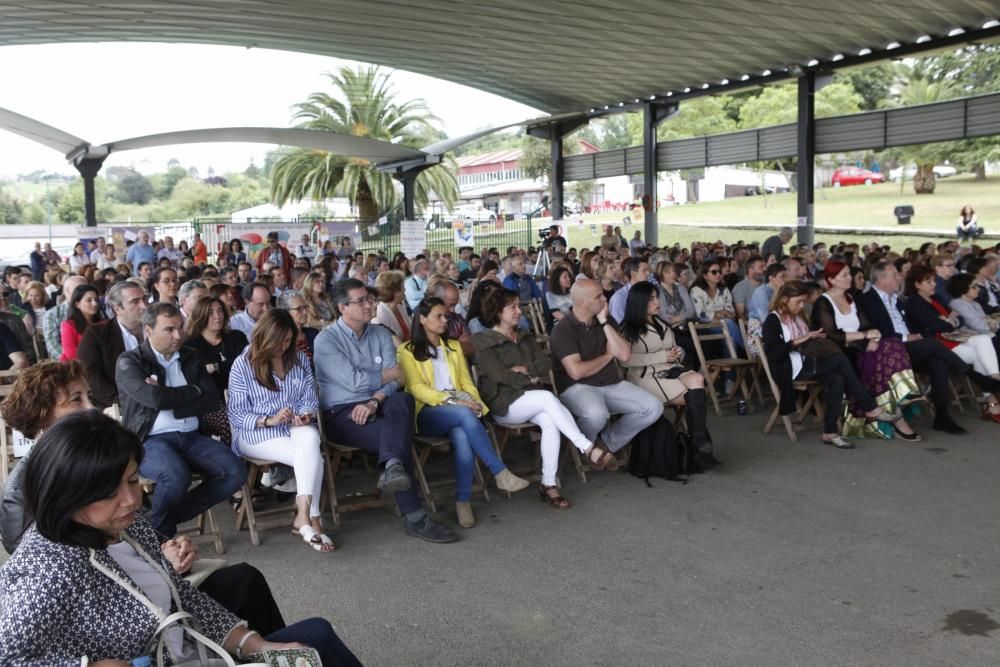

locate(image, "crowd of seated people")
(2, 228), (1000, 664)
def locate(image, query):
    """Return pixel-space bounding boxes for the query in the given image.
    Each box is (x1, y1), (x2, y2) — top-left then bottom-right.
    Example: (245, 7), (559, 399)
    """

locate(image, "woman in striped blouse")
(227, 309), (333, 553)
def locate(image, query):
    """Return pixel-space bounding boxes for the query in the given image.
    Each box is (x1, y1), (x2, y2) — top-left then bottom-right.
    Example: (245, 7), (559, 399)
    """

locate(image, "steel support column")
(549, 124), (564, 219)
(642, 102), (658, 247)
(796, 72), (816, 247)
(75, 157), (106, 227)
(399, 169), (419, 221)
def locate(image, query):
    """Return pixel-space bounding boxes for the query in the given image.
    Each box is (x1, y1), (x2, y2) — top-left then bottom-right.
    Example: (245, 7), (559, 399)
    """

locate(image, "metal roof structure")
(1, 1), (997, 114)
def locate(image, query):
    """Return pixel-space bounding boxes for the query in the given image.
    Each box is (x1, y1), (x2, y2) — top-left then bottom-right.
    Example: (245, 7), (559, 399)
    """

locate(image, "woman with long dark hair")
(957, 205), (979, 242)
(68, 242), (92, 275)
(812, 261), (922, 440)
(147, 266), (179, 304)
(59, 283), (105, 361)
(545, 265), (574, 323)
(473, 288), (597, 510)
(466, 278), (502, 334)
(398, 298), (529, 528)
(763, 281), (907, 449)
(620, 282), (717, 465)
(228, 309), (332, 552)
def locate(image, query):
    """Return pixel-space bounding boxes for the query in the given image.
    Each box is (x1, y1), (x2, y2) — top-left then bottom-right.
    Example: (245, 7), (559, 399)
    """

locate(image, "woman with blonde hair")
(372, 270), (411, 343)
(228, 309), (332, 552)
(302, 270), (335, 324)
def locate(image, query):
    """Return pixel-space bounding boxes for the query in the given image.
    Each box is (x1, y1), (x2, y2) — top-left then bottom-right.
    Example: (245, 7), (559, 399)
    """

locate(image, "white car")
(889, 165), (958, 181)
(451, 204), (496, 222)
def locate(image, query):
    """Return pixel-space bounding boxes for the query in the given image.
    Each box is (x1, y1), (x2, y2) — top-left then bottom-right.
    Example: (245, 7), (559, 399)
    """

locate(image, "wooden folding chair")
(688, 321), (759, 416)
(234, 456), (299, 546)
(138, 474), (226, 554)
(949, 373), (980, 413)
(316, 407), (397, 528)
(751, 336), (825, 442)
(738, 318), (767, 406)
(411, 434), (491, 513)
(0, 370), (23, 485)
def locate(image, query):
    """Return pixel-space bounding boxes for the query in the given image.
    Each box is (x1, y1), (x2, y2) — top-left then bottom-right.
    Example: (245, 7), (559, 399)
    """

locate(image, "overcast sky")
(0, 42), (542, 179)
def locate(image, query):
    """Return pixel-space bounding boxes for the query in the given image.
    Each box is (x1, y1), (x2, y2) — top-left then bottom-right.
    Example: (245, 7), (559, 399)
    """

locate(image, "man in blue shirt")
(747, 263), (787, 323)
(608, 257), (649, 323)
(404, 259), (430, 310)
(314, 279), (456, 544)
(126, 231), (157, 270)
(502, 255), (541, 304)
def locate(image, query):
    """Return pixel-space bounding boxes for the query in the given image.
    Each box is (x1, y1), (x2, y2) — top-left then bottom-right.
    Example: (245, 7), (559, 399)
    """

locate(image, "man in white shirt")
(295, 234), (317, 263)
(404, 259), (430, 310)
(115, 303), (244, 536)
(628, 231), (644, 258)
(157, 236), (184, 267)
(230, 282), (271, 338)
(79, 281), (147, 409)
(89, 237), (107, 264)
(177, 279), (207, 323)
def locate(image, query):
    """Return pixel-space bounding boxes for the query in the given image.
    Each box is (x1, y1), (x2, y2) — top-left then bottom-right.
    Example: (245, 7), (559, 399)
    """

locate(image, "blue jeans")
(140, 430), (246, 537)
(416, 405), (505, 502)
(265, 617), (362, 666)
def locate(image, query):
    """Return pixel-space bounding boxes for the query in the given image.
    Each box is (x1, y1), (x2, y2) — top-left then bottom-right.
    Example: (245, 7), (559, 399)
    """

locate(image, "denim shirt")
(314, 318), (400, 410)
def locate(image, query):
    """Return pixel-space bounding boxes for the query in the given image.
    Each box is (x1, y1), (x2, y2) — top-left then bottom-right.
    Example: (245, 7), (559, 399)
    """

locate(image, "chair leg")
(325, 448), (342, 528)
(763, 405), (780, 435)
(705, 367), (724, 417)
(410, 444), (437, 514)
(565, 444), (588, 483)
(204, 507), (225, 555)
(473, 460), (491, 503)
(781, 415), (798, 442)
(240, 463), (261, 547)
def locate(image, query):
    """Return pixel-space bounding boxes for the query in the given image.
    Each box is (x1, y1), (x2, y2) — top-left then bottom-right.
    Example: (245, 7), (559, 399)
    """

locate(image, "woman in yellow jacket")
(398, 298), (530, 528)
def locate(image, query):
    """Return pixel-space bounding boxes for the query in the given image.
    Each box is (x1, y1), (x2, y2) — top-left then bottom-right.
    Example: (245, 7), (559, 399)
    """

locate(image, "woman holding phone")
(227, 309), (332, 552)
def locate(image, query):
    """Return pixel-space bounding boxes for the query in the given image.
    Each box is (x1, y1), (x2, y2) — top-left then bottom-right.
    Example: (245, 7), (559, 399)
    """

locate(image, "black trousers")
(905, 338), (969, 412)
(322, 392), (423, 515)
(797, 352), (876, 433)
(199, 563), (286, 635)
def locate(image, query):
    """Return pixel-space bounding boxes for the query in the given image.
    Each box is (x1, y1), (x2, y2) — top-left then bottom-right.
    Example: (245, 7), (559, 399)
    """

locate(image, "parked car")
(451, 204), (496, 222)
(831, 167), (886, 187)
(888, 165), (958, 181)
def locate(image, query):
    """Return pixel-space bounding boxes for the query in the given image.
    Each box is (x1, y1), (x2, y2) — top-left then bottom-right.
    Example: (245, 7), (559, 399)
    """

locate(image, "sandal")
(292, 525), (336, 552)
(821, 435), (855, 449)
(586, 443), (620, 471)
(538, 484), (571, 510)
(981, 400), (1000, 424)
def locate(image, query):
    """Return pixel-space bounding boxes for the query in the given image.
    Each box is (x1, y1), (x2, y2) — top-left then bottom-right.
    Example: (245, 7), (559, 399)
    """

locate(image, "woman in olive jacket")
(472, 288), (597, 509)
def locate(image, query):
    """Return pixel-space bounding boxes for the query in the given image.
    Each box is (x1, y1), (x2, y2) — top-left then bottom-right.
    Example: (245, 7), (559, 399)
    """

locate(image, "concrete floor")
(4, 408), (1000, 665)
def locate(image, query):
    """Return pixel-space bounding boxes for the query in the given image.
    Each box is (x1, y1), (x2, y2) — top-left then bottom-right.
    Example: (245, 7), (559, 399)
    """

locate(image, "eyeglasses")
(706, 270), (721, 275)
(346, 296), (377, 306)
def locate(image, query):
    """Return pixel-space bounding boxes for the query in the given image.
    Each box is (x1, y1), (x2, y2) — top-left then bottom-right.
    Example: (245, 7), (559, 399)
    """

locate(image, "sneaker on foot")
(403, 515), (457, 543)
(377, 461), (412, 494)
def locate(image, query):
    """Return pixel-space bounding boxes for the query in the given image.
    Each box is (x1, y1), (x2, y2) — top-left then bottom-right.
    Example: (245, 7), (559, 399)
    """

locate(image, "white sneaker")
(272, 477), (298, 494)
(260, 471), (273, 487)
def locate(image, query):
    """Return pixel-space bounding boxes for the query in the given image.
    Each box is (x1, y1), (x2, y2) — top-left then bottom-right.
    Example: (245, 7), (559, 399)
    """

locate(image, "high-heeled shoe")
(891, 423), (922, 441)
(538, 484), (570, 510)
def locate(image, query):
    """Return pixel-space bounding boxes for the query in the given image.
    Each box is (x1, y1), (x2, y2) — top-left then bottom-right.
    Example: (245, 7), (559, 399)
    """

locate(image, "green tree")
(660, 96), (738, 140)
(0, 186), (23, 224)
(737, 82), (862, 129)
(270, 66), (459, 222)
(840, 64), (896, 111)
(888, 64), (962, 193)
(112, 168), (154, 205)
(170, 177), (231, 217)
(56, 179), (114, 224)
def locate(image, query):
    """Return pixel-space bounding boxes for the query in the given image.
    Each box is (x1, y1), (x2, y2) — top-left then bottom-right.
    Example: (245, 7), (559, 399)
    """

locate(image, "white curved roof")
(1, 1), (996, 113)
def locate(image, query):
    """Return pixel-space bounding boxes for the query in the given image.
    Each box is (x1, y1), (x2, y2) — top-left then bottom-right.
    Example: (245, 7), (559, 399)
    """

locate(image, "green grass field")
(559, 174), (1000, 251)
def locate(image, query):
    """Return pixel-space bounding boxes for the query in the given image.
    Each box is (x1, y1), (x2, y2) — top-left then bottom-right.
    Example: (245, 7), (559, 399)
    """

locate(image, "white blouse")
(430, 346), (454, 391)
(822, 293), (860, 333)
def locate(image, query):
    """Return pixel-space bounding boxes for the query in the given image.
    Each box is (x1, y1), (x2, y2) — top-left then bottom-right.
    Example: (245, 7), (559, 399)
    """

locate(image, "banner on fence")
(323, 222), (361, 250)
(453, 220), (474, 247)
(400, 220), (426, 257)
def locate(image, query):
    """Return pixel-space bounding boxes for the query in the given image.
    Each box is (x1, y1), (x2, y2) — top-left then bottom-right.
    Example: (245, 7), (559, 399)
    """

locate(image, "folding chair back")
(750, 335), (824, 442)
(688, 321), (757, 416)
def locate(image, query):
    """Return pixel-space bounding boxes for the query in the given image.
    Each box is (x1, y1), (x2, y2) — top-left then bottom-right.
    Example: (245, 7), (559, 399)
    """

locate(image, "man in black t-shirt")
(0, 321), (27, 371)
(549, 279), (663, 462)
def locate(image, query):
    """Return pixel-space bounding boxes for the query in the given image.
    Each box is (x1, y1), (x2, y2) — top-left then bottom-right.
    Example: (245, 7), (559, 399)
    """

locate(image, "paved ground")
(4, 408), (1000, 665)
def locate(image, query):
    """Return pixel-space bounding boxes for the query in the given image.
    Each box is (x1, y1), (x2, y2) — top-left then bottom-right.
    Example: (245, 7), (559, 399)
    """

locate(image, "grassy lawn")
(559, 174), (1000, 251)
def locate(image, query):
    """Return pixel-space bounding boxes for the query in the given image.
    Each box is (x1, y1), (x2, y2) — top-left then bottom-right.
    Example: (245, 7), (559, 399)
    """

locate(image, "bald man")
(548, 279), (663, 462)
(43, 274), (86, 360)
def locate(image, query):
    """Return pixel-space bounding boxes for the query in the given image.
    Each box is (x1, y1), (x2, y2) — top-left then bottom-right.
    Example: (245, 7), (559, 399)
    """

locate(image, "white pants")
(494, 390), (591, 486)
(239, 426), (324, 517)
(952, 334), (999, 376)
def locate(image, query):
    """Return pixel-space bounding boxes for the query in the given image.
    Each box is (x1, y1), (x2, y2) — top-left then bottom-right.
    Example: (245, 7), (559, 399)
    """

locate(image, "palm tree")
(891, 65), (960, 194)
(270, 66), (458, 221)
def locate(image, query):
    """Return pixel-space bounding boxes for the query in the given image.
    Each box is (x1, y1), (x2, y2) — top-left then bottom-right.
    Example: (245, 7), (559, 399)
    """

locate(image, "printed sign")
(400, 220), (426, 257)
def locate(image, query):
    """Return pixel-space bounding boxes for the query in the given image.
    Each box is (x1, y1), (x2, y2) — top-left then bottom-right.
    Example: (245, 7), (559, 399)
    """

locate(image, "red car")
(831, 167), (886, 187)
